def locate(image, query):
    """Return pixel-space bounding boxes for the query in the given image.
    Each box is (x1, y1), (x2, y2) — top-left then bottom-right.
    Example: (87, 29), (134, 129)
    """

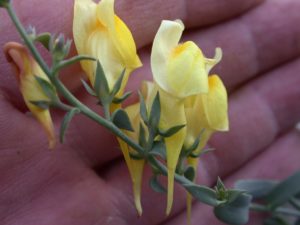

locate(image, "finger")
(100, 57), (300, 224)
(0, 0), (263, 97)
(164, 130), (300, 225)
(134, 0), (300, 94)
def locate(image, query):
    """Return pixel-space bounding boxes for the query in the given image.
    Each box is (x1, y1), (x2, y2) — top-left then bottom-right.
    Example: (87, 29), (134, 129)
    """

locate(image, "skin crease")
(0, 0), (300, 224)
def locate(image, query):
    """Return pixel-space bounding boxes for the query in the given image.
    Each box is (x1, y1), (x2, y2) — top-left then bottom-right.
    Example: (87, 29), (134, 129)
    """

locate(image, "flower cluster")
(4, 0), (228, 218)
(72, 0), (229, 215)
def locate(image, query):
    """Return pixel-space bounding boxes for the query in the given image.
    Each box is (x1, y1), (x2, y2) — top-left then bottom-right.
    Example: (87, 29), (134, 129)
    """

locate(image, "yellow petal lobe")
(118, 103), (145, 216)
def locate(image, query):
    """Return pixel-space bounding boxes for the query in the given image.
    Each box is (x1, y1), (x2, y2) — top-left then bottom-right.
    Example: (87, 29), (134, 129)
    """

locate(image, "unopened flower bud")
(26, 25), (37, 40)
(51, 34), (71, 61)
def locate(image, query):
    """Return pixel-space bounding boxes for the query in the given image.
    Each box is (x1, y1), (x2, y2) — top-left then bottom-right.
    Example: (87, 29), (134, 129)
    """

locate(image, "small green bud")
(26, 25), (36, 40)
(0, 0), (10, 8)
(51, 34), (72, 61)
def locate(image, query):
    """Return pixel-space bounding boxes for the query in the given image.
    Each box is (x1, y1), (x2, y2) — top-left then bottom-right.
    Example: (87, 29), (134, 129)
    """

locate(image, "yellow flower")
(4, 42), (56, 149)
(73, 0), (142, 95)
(151, 20), (209, 98)
(184, 75), (229, 222)
(151, 19), (211, 215)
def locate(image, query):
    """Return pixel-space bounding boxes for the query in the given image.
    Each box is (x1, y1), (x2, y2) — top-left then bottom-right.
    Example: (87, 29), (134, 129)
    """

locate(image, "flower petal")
(198, 75), (229, 131)
(117, 103), (145, 216)
(74, 0), (141, 94)
(159, 89), (187, 215)
(151, 20), (208, 98)
(4, 42), (55, 148)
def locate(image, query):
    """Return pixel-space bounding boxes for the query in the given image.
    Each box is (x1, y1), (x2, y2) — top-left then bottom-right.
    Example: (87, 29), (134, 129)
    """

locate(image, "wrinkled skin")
(0, 0), (300, 224)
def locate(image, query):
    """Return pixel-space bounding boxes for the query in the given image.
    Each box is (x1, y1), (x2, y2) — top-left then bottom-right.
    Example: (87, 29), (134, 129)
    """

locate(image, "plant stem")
(250, 203), (300, 217)
(5, 1), (144, 157)
(6, 2), (51, 76)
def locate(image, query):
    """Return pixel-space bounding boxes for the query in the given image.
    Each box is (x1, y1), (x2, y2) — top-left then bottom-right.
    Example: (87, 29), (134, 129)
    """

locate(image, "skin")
(0, 0), (300, 224)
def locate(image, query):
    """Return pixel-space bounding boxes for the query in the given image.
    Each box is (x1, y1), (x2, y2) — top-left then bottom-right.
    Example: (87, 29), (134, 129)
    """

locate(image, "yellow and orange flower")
(4, 42), (56, 149)
(73, 0), (142, 96)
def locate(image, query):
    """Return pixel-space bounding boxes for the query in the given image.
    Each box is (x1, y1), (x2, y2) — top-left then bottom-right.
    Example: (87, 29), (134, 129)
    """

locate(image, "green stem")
(250, 203), (300, 217)
(6, 2), (51, 76)
(4, 0), (247, 214)
(52, 77), (144, 155)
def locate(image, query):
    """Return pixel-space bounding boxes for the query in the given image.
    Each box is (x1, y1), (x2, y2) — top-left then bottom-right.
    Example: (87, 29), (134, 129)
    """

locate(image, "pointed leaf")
(112, 92), (132, 104)
(94, 61), (109, 99)
(184, 166), (195, 181)
(216, 177), (226, 192)
(111, 109), (134, 131)
(149, 92), (160, 129)
(60, 108), (80, 143)
(214, 193), (252, 225)
(290, 198), (300, 211)
(138, 91), (148, 125)
(138, 123), (147, 148)
(184, 184), (218, 206)
(226, 190), (244, 204)
(34, 32), (51, 50)
(81, 79), (96, 96)
(266, 170), (300, 209)
(150, 141), (166, 160)
(150, 176), (166, 193)
(158, 124), (185, 137)
(35, 76), (57, 100)
(111, 69), (125, 96)
(30, 100), (50, 110)
(235, 179), (278, 199)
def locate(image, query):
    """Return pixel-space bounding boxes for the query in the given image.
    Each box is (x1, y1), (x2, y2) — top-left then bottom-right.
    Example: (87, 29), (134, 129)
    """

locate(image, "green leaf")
(266, 170), (300, 209)
(60, 108), (80, 143)
(29, 100), (50, 109)
(184, 166), (195, 182)
(34, 32), (51, 50)
(158, 124), (185, 137)
(111, 109), (134, 131)
(150, 141), (166, 160)
(138, 91), (148, 125)
(226, 190), (244, 204)
(111, 69), (125, 97)
(81, 79), (96, 97)
(63, 39), (72, 58)
(264, 216), (291, 225)
(138, 123), (147, 148)
(112, 92), (132, 104)
(150, 175), (166, 193)
(216, 177), (226, 191)
(35, 76), (57, 100)
(214, 193), (252, 225)
(184, 184), (219, 206)
(290, 198), (300, 211)
(94, 61), (109, 100)
(184, 130), (205, 157)
(149, 92), (160, 129)
(235, 179), (278, 199)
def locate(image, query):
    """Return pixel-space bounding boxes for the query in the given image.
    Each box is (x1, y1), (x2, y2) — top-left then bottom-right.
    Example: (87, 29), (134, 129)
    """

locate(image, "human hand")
(0, 0), (300, 224)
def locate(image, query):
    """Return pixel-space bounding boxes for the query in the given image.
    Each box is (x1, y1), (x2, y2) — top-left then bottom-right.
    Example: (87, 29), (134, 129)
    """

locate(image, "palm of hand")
(0, 0), (300, 224)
